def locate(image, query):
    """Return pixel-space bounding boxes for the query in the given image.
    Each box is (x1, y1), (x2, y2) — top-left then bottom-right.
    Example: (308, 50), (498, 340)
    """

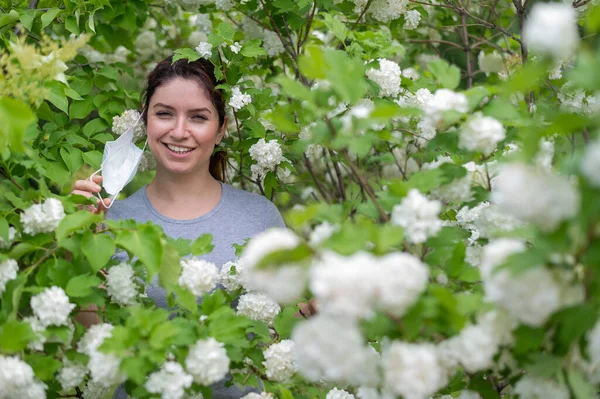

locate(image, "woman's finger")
(94, 198), (112, 214)
(72, 179), (102, 193)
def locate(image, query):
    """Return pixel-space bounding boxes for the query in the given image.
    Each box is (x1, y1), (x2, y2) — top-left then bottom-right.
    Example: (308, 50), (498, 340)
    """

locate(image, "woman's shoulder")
(104, 186), (147, 221)
(221, 184), (285, 229)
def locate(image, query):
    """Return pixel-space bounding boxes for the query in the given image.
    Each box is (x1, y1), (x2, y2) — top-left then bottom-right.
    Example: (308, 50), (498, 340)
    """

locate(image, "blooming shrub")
(1, 0), (600, 398)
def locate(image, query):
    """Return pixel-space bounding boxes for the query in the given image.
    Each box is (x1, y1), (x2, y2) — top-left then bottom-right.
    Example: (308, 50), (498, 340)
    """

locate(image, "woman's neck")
(146, 168), (223, 220)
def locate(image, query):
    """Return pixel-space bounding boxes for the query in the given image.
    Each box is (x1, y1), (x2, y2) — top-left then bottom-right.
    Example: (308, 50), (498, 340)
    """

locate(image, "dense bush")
(1, 0), (600, 398)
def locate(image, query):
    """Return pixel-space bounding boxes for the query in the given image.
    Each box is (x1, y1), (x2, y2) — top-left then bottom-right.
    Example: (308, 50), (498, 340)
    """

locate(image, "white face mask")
(90, 112), (147, 208)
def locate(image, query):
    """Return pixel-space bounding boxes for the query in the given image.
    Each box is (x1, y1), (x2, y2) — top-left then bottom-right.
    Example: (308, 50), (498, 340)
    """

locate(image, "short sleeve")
(263, 200), (285, 230)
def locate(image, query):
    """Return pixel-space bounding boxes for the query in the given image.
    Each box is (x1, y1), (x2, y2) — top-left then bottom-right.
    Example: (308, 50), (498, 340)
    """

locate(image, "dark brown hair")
(141, 56), (228, 182)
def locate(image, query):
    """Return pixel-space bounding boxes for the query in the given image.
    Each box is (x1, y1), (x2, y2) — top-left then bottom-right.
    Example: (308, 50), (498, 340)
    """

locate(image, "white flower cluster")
(24, 316), (46, 351)
(237, 292), (281, 325)
(309, 221), (337, 247)
(523, 3), (579, 60)
(456, 202), (522, 243)
(557, 83), (600, 116)
(241, 393), (273, 399)
(0, 226), (17, 249)
(20, 198), (65, 235)
(191, 13), (212, 35)
(491, 163), (580, 231)
(438, 312), (514, 374)
(382, 342), (447, 399)
(478, 51), (505, 74)
(513, 375), (569, 399)
(30, 286), (75, 327)
(185, 337), (230, 385)
(586, 320), (600, 380)
(391, 189), (443, 244)
(195, 41), (212, 59)
(219, 260), (245, 292)
(215, 0), (234, 11)
(366, 59), (401, 97)
(481, 239), (564, 326)
(421, 157), (472, 204)
(263, 340), (296, 381)
(310, 251), (428, 319)
(0, 355), (47, 399)
(263, 31), (285, 56)
(365, 0), (409, 23)
(135, 31), (158, 59)
(81, 380), (111, 399)
(106, 262), (138, 306)
(582, 139), (600, 187)
(230, 42), (242, 54)
(178, 258), (219, 297)
(112, 109), (145, 141)
(78, 323), (125, 387)
(241, 228), (307, 304)
(403, 10), (421, 30)
(459, 113), (505, 156)
(292, 315), (378, 385)
(423, 89), (469, 127)
(229, 86), (252, 111)
(326, 388), (356, 399)
(0, 258), (18, 295)
(248, 138), (286, 180)
(57, 363), (87, 391)
(145, 361), (193, 399)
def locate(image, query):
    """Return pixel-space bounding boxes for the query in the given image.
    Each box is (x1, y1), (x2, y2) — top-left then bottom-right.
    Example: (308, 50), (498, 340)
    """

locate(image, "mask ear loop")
(88, 108), (147, 210)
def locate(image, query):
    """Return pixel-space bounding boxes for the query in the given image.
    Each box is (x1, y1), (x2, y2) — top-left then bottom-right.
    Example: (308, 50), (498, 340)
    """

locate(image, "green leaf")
(299, 45), (327, 80)
(159, 244), (181, 294)
(44, 82), (69, 114)
(0, 10), (19, 29)
(513, 325), (545, 355)
(0, 96), (36, 153)
(24, 354), (62, 381)
(82, 150), (103, 169)
(216, 21), (235, 41)
(83, 118), (109, 137)
(240, 39), (267, 58)
(322, 13), (349, 42)
(56, 210), (102, 243)
(173, 48), (201, 63)
(190, 234), (214, 256)
(65, 15), (80, 35)
(115, 224), (164, 281)
(0, 320), (35, 353)
(19, 9), (37, 31)
(567, 369), (597, 399)
(40, 8), (62, 29)
(66, 274), (102, 297)
(428, 59), (461, 90)
(264, 171), (277, 199)
(553, 304), (597, 355)
(173, 285), (198, 313)
(202, 289), (226, 315)
(121, 356), (154, 385)
(273, 307), (300, 339)
(81, 231), (116, 273)
(70, 98), (95, 120)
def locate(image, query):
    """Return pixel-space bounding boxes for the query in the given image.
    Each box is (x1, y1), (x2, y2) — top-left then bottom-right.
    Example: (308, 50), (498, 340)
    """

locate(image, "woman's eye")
(192, 115), (207, 121)
(156, 112), (171, 117)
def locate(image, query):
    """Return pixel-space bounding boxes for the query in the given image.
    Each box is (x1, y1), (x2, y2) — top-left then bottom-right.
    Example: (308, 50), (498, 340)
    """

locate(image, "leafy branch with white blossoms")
(3, 0), (600, 398)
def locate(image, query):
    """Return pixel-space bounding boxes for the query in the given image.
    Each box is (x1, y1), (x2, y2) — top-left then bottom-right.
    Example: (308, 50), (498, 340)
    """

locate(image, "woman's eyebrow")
(153, 103), (212, 114)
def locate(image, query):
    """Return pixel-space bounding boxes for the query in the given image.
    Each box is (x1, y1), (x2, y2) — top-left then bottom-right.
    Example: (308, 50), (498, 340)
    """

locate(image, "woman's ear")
(216, 116), (228, 145)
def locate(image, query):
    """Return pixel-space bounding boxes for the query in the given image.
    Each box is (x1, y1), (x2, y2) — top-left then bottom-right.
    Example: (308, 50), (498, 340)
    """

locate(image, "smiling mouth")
(163, 143), (197, 154)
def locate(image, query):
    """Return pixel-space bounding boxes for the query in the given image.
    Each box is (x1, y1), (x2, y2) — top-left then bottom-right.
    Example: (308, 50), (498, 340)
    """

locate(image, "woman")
(72, 56), (285, 398)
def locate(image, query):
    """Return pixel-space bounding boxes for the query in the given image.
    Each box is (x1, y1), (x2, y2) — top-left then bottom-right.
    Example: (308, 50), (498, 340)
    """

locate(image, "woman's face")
(146, 77), (225, 177)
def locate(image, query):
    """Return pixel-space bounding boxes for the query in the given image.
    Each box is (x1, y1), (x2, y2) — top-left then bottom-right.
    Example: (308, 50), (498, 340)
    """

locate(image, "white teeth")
(166, 144), (194, 153)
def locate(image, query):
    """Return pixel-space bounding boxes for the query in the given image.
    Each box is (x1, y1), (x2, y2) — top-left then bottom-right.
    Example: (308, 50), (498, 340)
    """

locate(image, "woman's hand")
(71, 175), (112, 214)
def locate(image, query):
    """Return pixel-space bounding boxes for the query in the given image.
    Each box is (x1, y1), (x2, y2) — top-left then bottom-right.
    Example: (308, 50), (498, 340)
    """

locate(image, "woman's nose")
(170, 117), (190, 140)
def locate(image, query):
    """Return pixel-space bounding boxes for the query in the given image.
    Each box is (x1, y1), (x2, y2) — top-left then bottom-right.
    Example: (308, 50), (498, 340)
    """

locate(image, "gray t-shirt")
(106, 182), (284, 399)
